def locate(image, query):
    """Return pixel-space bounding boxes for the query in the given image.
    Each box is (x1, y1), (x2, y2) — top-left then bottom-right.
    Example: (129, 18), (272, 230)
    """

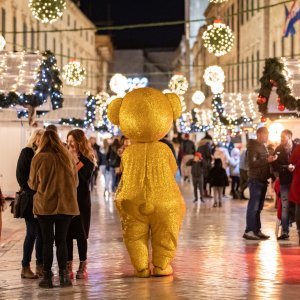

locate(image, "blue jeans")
(245, 179), (268, 233)
(22, 218), (43, 267)
(280, 184), (290, 234)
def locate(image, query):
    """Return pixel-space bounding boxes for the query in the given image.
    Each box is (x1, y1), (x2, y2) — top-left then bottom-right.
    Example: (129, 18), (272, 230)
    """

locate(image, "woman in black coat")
(16, 129), (44, 279)
(66, 129), (96, 280)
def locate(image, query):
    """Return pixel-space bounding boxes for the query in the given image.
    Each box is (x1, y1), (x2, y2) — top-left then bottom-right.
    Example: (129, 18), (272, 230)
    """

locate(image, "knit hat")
(194, 152), (202, 159)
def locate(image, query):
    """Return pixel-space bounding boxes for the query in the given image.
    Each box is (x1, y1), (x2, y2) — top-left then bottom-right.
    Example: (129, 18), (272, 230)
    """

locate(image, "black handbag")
(10, 190), (33, 218)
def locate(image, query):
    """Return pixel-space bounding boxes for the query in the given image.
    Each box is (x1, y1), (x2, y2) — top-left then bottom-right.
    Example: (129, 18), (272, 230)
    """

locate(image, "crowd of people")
(2, 124), (300, 287)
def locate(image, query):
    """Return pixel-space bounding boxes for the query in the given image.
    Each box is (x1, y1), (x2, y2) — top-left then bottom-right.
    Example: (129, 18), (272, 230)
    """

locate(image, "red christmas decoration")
(260, 116), (267, 123)
(277, 104), (285, 111)
(257, 96), (267, 104)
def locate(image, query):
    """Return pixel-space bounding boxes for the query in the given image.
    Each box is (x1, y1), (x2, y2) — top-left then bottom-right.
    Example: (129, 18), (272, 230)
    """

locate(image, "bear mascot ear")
(107, 97), (123, 125)
(165, 93), (182, 120)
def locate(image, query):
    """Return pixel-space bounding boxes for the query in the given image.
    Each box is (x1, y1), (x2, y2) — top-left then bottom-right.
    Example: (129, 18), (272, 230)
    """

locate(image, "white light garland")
(109, 73), (128, 95)
(192, 90), (205, 105)
(202, 20), (234, 57)
(62, 61), (86, 86)
(29, 0), (66, 24)
(168, 74), (189, 95)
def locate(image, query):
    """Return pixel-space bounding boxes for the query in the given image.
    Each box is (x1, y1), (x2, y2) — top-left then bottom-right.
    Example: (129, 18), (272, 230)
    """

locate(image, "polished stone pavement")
(1, 179), (300, 300)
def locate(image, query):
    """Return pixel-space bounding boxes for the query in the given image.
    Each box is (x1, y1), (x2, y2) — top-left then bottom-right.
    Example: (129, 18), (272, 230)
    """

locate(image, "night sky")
(79, 0), (185, 49)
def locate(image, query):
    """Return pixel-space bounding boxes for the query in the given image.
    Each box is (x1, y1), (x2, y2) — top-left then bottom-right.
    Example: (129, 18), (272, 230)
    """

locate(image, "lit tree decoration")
(168, 74), (189, 95)
(211, 83), (224, 95)
(192, 91), (205, 105)
(203, 65), (225, 86)
(29, 0), (66, 24)
(109, 73), (128, 95)
(202, 20), (234, 57)
(0, 34), (6, 51)
(62, 61), (86, 86)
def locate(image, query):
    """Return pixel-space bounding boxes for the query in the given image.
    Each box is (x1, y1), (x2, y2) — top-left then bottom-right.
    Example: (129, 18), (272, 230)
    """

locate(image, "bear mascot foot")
(153, 265), (173, 277)
(134, 268), (150, 278)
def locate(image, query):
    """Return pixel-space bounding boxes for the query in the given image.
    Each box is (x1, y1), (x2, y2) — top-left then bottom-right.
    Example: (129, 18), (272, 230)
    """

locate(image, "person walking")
(239, 148), (249, 200)
(229, 148), (240, 199)
(16, 129), (44, 279)
(243, 127), (278, 240)
(272, 129), (296, 240)
(208, 158), (229, 207)
(180, 134), (195, 182)
(106, 138), (121, 192)
(28, 130), (79, 288)
(186, 152), (205, 203)
(66, 129), (96, 280)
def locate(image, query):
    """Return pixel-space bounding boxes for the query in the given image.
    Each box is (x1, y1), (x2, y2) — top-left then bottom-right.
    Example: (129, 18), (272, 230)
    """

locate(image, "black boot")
(39, 271), (53, 288)
(59, 269), (72, 287)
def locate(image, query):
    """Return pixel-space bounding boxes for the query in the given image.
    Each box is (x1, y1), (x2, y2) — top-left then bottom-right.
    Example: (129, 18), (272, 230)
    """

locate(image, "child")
(186, 152), (205, 203)
(208, 158), (229, 207)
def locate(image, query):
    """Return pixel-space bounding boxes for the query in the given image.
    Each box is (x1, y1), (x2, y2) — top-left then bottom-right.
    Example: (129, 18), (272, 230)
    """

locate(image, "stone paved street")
(1, 179), (300, 300)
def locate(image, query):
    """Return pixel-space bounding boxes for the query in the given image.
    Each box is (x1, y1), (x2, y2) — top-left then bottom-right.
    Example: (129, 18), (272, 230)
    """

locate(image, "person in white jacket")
(229, 148), (240, 199)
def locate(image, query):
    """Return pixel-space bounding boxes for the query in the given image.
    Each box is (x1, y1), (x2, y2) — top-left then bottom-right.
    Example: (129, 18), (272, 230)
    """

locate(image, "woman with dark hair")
(16, 129), (44, 279)
(66, 129), (96, 279)
(28, 130), (79, 288)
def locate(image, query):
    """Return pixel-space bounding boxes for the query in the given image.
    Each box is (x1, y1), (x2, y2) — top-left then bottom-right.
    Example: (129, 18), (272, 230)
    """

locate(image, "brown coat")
(28, 152), (80, 216)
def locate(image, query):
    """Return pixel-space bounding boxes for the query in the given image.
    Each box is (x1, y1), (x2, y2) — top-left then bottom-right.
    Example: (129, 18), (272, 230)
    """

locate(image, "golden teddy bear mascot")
(108, 87), (186, 278)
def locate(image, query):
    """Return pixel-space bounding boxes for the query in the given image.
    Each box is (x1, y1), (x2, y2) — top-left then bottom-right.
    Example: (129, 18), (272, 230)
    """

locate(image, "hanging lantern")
(277, 104), (285, 111)
(0, 34), (6, 51)
(62, 61), (86, 86)
(192, 91), (205, 105)
(202, 20), (234, 57)
(109, 73), (128, 95)
(29, 0), (66, 24)
(203, 66), (225, 86)
(168, 74), (189, 95)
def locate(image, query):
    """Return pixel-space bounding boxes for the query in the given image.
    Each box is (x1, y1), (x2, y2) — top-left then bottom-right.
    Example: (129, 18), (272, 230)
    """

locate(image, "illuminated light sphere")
(29, 0), (66, 24)
(0, 34), (6, 50)
(192, 91), (205, 105)
(210, 83), (224, 95)
(203, 65), (225, 86)
(109, 73), (128, 95)
(168, 74), (189, 95)
(269, 123), (284, 143)
(202, 20), (234, 57)
(62, 61), (86, 86)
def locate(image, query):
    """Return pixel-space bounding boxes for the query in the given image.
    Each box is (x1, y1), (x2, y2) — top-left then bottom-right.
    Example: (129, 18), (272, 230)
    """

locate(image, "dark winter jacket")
(186, 159), (205, 178)
(247, 139), (271, 182)
(208, 163), (229, 187)
(272, 142), (297, 185)
(181, 139), (195, 155)
(160, 139), (176, 159)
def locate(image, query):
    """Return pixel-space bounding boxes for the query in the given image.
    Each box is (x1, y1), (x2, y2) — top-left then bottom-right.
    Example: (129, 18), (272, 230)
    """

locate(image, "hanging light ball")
(29, 0), (66, 24)
(192, 91), (205, 105)
(211, 83), (224, 95)
(62, 61), (86, 86)
(277, 104), (285, 111)
(109, 73), (128, 95)
(202, 19), (234, 57)
(168, 74), (189, 95)
(203, 66), (225, 86)
(0, 34), (6, 51)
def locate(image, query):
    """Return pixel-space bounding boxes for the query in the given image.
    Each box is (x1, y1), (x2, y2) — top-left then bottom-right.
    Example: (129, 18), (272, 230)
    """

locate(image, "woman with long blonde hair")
(28, 130), (79, 288)
(16, 129), (44, 280)
(66, 129), (96, 279)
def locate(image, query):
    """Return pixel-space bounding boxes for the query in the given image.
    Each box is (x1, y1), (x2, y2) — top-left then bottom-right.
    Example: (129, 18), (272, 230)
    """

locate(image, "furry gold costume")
(108, 87), (185, 277)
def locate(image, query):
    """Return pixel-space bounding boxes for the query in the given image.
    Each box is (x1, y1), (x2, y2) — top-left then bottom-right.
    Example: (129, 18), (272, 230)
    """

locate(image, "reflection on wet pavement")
(1, 179), (300, 299)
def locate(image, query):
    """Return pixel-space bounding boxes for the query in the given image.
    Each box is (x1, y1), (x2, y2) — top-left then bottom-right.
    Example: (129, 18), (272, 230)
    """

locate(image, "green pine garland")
(257, 58), (300, 115)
